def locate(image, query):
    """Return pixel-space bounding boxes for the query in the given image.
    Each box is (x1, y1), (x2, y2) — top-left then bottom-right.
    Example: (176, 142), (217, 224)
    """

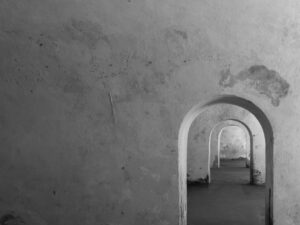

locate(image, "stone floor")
(187, 159), (265, 225)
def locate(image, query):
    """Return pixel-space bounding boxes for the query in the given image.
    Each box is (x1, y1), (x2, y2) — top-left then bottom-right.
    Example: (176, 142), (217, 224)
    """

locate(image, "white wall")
(1, 0), (299, 224)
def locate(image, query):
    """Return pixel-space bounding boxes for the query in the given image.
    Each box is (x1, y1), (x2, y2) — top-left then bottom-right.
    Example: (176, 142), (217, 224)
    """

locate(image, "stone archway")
(208, 119), (257, 184)
(209, 120), (251, 168)
(178, 95), (273, 225)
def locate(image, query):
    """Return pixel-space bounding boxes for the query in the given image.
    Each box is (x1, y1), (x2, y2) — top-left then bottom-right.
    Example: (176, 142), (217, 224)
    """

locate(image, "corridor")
(187, 159), (265, 225)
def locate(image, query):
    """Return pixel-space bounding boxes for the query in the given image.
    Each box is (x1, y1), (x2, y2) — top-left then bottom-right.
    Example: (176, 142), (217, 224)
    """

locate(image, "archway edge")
(178, 94), (273, 225)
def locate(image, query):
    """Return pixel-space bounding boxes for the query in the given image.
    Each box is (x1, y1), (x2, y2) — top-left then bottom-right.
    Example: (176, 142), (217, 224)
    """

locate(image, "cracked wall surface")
(1, 0), (300, 225)
(219, 65), (290, 106)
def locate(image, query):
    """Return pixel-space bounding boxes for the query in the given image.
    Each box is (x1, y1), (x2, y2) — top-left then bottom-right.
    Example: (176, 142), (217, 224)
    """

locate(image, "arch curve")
(209, 119), (252, 169)
(178, 95), (273, 225)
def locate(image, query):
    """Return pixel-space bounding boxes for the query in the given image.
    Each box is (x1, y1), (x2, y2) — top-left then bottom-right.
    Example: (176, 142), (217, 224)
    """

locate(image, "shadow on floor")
(187, 159), (265, 225)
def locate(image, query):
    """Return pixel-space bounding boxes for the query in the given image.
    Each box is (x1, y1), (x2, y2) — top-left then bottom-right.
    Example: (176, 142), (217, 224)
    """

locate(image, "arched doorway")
(178, 95), (273, 225)
(208, 119), (265, 185)
(209, 120), (251, 166)
(217, 125), (248, 166)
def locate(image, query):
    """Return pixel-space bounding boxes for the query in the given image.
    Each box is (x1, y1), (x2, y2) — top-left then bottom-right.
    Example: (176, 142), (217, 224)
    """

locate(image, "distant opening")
(214, 125), (249, 184)
(219, 126), (247, 163)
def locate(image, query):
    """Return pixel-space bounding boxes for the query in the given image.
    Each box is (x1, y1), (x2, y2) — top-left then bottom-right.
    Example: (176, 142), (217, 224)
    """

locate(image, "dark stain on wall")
(164, 28), (187, 58)
(0, 213), (26, 225)
(173, 29), (188, 40)
(219, 65), (290, 106)
(193, 132), (200, 141)
(253, 169), (262, 184)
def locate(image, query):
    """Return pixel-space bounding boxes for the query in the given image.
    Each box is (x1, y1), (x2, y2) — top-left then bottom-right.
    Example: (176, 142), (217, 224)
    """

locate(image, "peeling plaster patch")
(219, 65), (290, 106)
(219, 68), (235, 87)
(0, 213), (26, 225)
(0, 209), (47, 225)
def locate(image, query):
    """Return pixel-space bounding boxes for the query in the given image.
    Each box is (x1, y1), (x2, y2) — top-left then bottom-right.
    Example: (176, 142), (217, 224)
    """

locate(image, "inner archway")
(209, 120), (251, 167)
(208, 117), (265, 185)
(178, 95), (273, 225)
(218, 126), (247, 162)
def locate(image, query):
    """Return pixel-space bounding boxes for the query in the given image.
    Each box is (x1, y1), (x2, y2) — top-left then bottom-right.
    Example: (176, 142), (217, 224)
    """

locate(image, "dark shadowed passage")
(187, 159), (264, 225)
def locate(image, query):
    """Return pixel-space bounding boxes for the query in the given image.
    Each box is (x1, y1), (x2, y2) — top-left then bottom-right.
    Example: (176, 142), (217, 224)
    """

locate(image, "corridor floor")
(187, 159), (265, 225)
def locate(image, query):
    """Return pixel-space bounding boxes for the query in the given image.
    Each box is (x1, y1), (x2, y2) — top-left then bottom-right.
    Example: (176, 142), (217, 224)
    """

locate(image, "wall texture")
(0, 0), (300, 225)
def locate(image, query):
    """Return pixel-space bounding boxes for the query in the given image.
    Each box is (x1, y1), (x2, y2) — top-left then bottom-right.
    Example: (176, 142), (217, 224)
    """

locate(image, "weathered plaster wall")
(0, 0), (300, 225)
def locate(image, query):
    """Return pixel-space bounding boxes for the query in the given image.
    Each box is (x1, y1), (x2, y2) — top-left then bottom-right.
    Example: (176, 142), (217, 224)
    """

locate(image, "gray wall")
(0, 0), (299, 225)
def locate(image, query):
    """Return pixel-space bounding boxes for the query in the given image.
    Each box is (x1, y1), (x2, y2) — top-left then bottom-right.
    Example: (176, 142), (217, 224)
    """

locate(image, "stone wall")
(0, 0), (299, 224)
